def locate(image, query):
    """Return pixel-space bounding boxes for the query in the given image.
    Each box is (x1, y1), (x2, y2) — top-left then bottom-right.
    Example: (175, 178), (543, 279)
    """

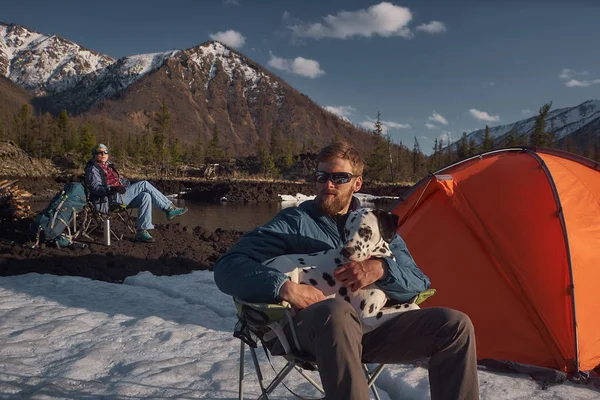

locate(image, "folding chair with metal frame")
(79, 190), (136, 242)
(233, 298), (386, 400)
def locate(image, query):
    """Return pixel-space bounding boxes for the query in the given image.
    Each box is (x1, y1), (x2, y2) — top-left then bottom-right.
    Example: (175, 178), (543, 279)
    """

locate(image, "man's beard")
(316, 187), (354, 215)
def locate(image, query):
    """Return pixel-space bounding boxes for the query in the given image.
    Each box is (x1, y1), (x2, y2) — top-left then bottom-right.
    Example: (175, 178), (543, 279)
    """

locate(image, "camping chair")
(233, 298), (387, 400)
(79, 188), (136, 242)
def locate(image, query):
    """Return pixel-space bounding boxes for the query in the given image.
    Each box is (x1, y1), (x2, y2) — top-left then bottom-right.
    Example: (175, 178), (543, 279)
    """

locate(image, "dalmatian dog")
(263, 208), (420, 333)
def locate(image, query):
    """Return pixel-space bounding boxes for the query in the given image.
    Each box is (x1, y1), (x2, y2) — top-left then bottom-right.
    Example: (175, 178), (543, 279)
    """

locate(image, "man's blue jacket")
(213, 197), (430, 304)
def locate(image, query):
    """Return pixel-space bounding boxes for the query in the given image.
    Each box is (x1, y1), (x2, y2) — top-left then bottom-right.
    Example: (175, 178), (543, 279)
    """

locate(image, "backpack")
(31, 182), (87, 246)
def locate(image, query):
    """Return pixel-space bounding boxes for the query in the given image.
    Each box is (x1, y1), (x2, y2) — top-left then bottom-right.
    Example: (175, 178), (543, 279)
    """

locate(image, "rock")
(0, 140), (59, 178)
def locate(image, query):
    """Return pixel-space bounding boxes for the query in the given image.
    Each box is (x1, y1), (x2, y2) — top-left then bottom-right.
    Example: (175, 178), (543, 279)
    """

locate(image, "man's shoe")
(165, 204), (188, 220)
(135, 230), (155, 243)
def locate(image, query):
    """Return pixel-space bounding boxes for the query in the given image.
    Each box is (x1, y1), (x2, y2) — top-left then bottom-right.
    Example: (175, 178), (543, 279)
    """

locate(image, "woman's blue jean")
(114, 180), (173, 230)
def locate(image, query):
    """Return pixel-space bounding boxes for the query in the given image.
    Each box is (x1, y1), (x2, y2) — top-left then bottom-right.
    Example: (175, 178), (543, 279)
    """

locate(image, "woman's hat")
(92, 143), (108, 155)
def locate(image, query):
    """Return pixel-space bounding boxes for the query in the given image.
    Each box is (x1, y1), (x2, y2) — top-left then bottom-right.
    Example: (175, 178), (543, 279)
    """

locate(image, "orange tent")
(391, 148), (600, 374)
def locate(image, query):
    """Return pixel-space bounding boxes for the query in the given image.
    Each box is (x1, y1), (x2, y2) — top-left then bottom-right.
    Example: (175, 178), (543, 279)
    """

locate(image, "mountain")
(457, 100), (600, 150)
(0, 75), (32, 113)
(0, 22), (374, 157)
(0, 23), (114, 96)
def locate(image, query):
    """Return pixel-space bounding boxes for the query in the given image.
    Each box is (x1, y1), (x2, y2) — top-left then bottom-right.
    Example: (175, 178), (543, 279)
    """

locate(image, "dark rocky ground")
(0, 175), (410, 284)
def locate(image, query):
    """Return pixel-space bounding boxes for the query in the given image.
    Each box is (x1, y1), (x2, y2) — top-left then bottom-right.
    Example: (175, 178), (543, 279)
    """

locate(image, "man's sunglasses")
(96, 151), (109, 155)
(314, 171), (357, 184)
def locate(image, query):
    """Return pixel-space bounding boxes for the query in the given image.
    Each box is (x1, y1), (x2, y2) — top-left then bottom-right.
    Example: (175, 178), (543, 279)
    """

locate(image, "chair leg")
(239, 341), (245, 400)
(249, 346), (271, 399)
(258, 359), (297, 400)
(293, 365), (325, 394)
(364, 364), (386, 400)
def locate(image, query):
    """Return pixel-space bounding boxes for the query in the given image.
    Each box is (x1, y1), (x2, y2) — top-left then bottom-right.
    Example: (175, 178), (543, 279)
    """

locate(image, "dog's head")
(341, 208), (399, 262)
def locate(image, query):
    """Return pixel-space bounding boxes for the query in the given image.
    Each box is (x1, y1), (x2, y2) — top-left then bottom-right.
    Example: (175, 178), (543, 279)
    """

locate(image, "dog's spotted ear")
(372, 209), (399, 243)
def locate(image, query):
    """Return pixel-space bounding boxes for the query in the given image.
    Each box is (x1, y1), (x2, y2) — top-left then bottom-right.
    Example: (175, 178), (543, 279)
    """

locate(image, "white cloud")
(469, 109), (500, 122)
(324, 105), (355, 118)
(421, 135), (428, 140)
(223, 0), (240, 5)
(558, 68), (600, 87)
(209, 30), (246, 48)
(288, 2), (414, 39)
(359, 117), (410, 133)
(415, 21), (447, 34)
(282, 11), (290, 20)
(383, 120), (410, 129)
(268, 52), (325, 78)
(565, 78), (600, 88)
(521, 109), (532, 115)
(428, 112), (448, 125)
(425, 122), (437, 129)
(558, 68), (587, 80)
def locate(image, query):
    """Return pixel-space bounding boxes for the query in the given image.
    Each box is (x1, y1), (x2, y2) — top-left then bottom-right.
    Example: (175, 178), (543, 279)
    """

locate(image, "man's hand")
(278, 280), (326, 310)
(111, 185), (126, 194)
(333, 258), (386, 292)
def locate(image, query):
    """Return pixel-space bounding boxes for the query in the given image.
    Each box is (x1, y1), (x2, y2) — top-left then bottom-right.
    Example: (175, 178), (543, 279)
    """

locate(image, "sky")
(1, 270), (599, 399)
(2, 0), (600, 150)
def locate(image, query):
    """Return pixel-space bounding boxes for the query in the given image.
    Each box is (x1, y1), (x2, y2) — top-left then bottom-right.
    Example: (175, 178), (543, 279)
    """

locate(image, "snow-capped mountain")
(461, 100), (600, 146)
(0, 23), (114, 96)
(0, 22), (365, 156)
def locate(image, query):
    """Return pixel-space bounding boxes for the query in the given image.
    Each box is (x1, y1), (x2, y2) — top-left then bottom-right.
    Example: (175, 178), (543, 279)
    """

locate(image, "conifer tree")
(365, 112), (391, 181)
(457, 133), (469, 160)
(411, 136), (423, 179)
(270, 128), (283, 165)
(529, 102), (553, 147)
(437, 138), (445, 168)
(206, 125), (226, 163)
(504, 129), (519, 147)
(482, 125), (494, 151)
(430, 138), (439, 171)
(282, 137), (295, 170)
(192, 131), (204, 165)
(77, 124), (96, 166)
(467, 138), (478, 156)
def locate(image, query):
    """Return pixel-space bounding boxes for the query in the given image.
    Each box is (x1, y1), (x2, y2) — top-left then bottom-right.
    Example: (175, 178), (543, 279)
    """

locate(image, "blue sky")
(3, 0), (600, 151)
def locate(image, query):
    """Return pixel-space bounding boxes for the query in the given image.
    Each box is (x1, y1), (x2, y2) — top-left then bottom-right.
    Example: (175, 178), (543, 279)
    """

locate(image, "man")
(214, 142), (479, 399)
(84, 143), (187, 243)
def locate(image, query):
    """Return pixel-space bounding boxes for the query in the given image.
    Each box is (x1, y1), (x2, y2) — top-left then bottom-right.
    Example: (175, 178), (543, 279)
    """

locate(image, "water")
(31, 198), (396, 232)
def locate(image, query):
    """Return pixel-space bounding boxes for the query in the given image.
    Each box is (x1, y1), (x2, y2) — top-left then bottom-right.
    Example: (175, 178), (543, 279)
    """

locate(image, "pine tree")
(257, 141), (277, 177)
(457, 133), (469, 160)
(192, 131), (204, 166)
(77, 124), (96, 166)
(270, 128), (283, 166)
(504, 129), (519, 147)
(430, 138), (439, 171)
(206, 125), (226, 163)
(437, 138), (445, 168)
(467, 138), (478, 156)
(411, 136), (423, 179)
(529, 102), (553, 147)
(365, 112), (391, 181)
(374, 111), (383, 136)
(482, 125), (494, 152)
(282, 137), (295, 170)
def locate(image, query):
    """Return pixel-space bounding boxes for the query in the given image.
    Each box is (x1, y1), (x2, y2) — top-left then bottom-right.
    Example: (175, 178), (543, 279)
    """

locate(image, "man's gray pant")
(285, 298), (479, 400)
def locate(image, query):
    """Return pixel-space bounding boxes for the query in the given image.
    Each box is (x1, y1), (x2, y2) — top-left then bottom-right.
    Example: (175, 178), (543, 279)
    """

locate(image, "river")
(31, 197), (398, 232)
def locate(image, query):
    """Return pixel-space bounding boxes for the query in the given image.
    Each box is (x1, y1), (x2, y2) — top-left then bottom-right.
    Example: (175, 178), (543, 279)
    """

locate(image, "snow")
(461, 100), (600, 147)
(1, 23), (114, 95)
(279, 192), (397, 204)
(115, 50), (180, 86)
(1, 271), (598, 399)
(192, 41), (278, 97)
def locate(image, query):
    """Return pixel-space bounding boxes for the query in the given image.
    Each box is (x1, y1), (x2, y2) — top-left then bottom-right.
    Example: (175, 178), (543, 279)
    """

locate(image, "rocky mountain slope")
(0, 22), (374, 156)
(458, 100), (600, 149)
